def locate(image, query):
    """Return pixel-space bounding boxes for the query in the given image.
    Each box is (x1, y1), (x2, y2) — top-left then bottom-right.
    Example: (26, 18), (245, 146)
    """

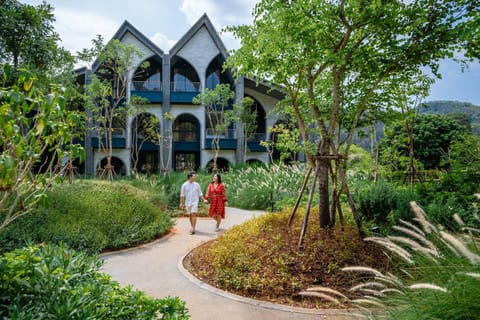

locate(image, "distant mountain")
(422, 100), (480, 134)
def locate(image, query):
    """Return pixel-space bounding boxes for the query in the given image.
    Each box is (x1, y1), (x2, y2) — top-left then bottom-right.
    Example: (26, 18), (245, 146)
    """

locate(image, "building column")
(235, 76), (245, 164)
(162, 54), (172, 172)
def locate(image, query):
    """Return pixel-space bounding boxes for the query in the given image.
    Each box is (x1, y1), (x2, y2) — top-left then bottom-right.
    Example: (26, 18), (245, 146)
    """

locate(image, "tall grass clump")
(0, 180), (173, 254)
(305, 200), (480, 319)
(223, 164), (305, 210)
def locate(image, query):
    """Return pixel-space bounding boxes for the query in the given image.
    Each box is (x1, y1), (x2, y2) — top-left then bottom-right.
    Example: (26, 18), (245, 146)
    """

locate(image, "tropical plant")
(0, 243), (190, 319)
(79, 35), (148, 179)
(0, 66), (84, 232)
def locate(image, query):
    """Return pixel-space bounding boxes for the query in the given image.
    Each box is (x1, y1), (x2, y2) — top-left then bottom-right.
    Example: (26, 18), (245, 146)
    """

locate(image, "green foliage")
(353, 180), (398, 226)
(0, 66), (84, 231)
(379, 114), (468, 170)
(223, 164), (305, 210)
(0, 180), (173, 254)
(0, 243), (189, 319)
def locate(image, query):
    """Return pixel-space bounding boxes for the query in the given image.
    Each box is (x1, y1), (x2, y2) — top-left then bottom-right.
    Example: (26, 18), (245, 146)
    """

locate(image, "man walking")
(179, 171), (205, 234)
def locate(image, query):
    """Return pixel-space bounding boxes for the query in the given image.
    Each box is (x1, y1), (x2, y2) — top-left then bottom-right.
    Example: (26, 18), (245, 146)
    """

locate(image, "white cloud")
(53, 7), (119, 55)
(150, 33), (177, 52)
(180, 0), (258, 49)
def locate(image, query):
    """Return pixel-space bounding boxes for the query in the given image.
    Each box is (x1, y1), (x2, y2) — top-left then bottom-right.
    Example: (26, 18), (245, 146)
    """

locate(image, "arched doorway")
(206, 157), (230, 173)
(97, 156), (126, 176)
(173, 114), (200, 171)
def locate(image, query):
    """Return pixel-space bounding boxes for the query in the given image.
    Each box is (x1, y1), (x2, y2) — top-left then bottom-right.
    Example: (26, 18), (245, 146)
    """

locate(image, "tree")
(193, 84), (236, 172)
(379, 114), (468, 171)
(225, 0), (476, 235)
(0, 65), (84, 231)
(79, 36), (147, 179)
(239, 96), (257, 162)
(0, 0), (76, 91)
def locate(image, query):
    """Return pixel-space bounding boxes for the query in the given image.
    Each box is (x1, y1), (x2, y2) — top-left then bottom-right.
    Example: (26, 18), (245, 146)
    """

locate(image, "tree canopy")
(225, 0), (478, 230)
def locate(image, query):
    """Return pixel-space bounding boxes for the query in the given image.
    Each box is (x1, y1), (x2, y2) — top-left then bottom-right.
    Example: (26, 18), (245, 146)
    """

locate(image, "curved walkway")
(100, 207), (358, 320)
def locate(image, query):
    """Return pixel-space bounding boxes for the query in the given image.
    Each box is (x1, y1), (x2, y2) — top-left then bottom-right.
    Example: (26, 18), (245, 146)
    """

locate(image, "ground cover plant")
(184, 208), (392, 308)
(0, 243), (189, 319)
(0, 179), (173, 254)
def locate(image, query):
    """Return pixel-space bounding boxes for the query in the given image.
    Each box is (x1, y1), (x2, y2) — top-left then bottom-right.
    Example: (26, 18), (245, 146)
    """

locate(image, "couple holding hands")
(179, 171), (228, 235)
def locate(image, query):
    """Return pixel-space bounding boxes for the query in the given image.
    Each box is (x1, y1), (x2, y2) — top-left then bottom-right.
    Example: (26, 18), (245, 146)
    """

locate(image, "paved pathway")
(100, 207), (358, 320)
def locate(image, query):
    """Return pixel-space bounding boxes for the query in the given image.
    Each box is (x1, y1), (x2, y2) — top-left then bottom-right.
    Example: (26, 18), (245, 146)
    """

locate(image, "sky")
(20, 0), (480, 106)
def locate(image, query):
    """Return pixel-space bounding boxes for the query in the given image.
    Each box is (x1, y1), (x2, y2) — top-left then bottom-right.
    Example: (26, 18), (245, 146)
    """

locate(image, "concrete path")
(100, 207), (358, 320)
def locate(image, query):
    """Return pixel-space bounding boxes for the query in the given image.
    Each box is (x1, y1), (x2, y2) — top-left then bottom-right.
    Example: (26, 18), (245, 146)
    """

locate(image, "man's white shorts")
(185, 203), (198, 214)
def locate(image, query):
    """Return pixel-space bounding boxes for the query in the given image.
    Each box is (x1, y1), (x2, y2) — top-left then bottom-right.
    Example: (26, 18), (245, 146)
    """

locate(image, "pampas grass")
(304, 200), (480, 319)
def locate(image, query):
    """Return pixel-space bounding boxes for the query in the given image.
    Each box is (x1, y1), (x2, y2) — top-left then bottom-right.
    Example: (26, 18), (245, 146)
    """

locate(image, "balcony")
(171, 81), (200, 104)
(91, 128), (126, 148)
(205, 128), (237, 150)
(246, 133), (267, 152)
(130, 80), (162, 103)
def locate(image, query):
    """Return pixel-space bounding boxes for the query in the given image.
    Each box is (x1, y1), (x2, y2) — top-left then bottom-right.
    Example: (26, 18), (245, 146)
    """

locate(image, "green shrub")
(0, 180), (173, 254)
(0, 243), (189, 319)
(353, 180), (397, 225)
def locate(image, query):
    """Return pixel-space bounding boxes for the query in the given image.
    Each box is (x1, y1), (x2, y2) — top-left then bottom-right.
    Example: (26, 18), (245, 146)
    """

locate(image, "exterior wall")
(201, 149), (237, 168)
(245, 152), (270, 164)
(170, 105), (206, 148)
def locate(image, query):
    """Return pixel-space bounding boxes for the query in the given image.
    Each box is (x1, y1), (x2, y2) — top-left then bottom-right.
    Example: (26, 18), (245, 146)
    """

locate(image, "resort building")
(76, 14), (285, 176)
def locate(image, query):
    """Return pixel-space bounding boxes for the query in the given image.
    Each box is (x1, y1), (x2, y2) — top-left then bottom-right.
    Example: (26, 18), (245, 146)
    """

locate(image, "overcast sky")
(20, 0), (480, 106)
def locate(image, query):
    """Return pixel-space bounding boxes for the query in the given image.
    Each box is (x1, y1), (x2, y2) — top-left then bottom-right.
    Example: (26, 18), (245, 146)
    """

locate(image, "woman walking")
(204, 173), (228, 232)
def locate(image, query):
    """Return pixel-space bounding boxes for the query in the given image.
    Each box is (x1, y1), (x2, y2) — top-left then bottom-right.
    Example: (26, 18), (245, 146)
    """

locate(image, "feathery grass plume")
(462, 227), (480, 235)
(392, 225), (437, 252)
(351, 298), (386, 308)
(357, 288), (385, 297)
(440, 231), (480, 264)
(474, 193), (480, 200)
(298, 291), (341, 304)
(364, 237), (414, 264)
(409, 283), (448, 293)
(453, 213), (465, 226)
(350, 282), (386, 292)
(399, 219), (425, 237)
(380, 288), (403, 295)
(387, 236), (440, 259)
(410, 201), (436, 233)
(305, 286), (349, 300)
(463, 272), (480, 279)
(342, 266), (384, 277)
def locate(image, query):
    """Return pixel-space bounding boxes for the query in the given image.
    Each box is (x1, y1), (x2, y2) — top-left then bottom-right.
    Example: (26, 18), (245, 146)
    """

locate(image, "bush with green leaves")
(0, 243), (189, 319)
(353, 180), (398, 226)
(0, 179), (173, 254)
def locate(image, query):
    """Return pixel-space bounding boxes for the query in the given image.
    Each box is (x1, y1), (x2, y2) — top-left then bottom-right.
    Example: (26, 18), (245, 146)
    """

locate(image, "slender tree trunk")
(298, 161), (320, 249)
(318, 157), (331, 228)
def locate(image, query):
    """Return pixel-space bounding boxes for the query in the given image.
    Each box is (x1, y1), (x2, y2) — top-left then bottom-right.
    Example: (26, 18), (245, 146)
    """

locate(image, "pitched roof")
(169, 13), (228, 58)
(92, 20), (164, 72)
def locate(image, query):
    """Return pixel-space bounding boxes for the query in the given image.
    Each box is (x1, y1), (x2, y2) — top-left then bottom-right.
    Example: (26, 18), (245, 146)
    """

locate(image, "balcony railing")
(247, 132), (267, 142)
(91, 128), (125, 137)
(131, 80), (162, 91)
(171, 81), (200, 92)
(205, 128), (237, 139)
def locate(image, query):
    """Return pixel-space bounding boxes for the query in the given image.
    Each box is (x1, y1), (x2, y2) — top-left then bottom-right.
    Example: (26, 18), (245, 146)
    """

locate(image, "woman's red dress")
(205, 183), (227, 218)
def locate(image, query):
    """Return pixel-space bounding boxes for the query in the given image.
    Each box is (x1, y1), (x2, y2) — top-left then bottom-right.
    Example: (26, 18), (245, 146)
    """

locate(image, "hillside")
(422, 100), (480, 134)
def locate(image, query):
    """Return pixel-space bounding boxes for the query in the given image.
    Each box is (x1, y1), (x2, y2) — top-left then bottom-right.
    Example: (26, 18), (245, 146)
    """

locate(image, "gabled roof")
(92, 20), (164, 72)
(169, 13), (228, 59)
